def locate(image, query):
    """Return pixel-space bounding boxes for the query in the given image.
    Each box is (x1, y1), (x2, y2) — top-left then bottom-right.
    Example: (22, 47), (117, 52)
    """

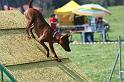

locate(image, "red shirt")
(49, 17), (58, 29)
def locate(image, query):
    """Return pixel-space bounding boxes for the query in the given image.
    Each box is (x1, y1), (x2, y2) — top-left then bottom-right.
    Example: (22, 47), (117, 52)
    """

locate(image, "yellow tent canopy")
(54, 1), (80, 26)
(54, 0), (80, 15)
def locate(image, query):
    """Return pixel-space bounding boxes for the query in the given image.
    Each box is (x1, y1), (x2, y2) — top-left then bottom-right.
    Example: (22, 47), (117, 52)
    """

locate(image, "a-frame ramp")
(0, 29), (92, 82)
(7, 58), (92, 82)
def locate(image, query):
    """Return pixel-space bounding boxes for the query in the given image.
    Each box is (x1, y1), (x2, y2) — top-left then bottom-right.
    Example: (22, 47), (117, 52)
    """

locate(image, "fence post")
(108, 36), (123, 82)
(1, 70), (4, 82)
(108, 51), (119, 82)
(118, 36), (122, 82)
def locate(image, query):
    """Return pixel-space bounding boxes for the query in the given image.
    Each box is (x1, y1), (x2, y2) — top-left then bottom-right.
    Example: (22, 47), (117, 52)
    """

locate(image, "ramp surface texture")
(0, 29), (92, 82)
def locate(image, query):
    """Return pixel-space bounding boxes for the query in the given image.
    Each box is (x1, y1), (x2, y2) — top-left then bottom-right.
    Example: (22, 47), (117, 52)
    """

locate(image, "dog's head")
(59, 34), (71, 52)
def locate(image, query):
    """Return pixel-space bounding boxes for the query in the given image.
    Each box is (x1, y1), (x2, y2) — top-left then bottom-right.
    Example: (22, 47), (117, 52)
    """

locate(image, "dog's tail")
(29, 0), (33, 8)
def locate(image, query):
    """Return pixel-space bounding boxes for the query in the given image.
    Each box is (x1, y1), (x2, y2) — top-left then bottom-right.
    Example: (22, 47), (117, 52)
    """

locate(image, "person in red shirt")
(49, 14), (58, 30)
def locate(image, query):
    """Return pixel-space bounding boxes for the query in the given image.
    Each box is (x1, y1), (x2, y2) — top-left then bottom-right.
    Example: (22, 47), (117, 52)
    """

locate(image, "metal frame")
(0, 64), (17, 82)
(108, 36), (123, 82)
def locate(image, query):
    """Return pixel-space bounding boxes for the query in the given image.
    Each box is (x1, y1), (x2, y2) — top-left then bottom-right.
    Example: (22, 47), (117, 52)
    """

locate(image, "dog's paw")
(28, 36), (31, 39)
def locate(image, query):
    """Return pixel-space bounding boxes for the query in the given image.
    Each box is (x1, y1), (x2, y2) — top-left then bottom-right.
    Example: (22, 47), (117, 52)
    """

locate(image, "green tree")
(52, 0), (69, 9)
(114, 0), (123, 5)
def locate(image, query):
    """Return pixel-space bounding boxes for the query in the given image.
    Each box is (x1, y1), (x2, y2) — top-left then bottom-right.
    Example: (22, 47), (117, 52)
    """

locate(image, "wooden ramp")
(7, 59), (92, 82)
(0, 29), (92, 82)
(0, 29), (68, 66)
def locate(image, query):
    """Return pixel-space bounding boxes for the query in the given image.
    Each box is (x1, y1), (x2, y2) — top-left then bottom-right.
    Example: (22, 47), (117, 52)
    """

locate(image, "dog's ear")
(61, 34), (70, 40)
(64, 34), (71, 38)
(67, 33), (71, 37)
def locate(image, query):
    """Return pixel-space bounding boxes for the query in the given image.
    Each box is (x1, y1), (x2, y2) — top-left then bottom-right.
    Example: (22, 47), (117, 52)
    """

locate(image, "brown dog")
(24, 0), (71, 62)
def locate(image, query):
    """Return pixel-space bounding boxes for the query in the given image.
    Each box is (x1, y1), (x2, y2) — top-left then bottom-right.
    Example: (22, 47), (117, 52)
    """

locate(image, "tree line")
(0, 0), (124, 16)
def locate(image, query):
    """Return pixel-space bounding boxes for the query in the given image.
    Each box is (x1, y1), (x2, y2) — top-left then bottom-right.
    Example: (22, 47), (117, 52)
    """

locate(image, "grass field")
(104, 6), (124, 41)
(58, 6), (124, 82)
(0, 6), (124, 82)
(57, 43), (124, 82)
(55, 6), (124, 82)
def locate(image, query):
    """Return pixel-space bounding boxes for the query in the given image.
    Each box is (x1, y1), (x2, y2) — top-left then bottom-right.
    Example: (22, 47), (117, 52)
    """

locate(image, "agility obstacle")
(0, 64), (17, 82)
(108, 36), (124, 82)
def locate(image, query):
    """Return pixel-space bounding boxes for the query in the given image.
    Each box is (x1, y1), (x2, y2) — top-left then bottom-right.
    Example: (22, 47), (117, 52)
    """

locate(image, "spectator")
(96, 17), (110, 32)
(96, 17), (110, 42)
(49, 14), (58, 31)
(96, 17), (104, 32)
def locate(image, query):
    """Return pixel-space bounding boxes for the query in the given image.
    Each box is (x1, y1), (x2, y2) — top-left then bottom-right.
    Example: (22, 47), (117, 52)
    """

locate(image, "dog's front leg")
(49, 42), (61, 62)
(39, 41), (50, 58)
(26, 20), (33, 39)
(30, 25), (35, 38)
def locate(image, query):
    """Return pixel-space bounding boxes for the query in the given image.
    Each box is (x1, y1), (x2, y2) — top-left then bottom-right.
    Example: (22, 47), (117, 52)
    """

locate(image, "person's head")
(98, 17), (103, 20)
(97, 17), (103, 22)
(51, 14), (55, 17)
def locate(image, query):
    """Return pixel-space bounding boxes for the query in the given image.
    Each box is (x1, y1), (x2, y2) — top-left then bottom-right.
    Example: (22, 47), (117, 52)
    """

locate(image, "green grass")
(56, 6), (124, 81)
(55, 6), (124, 81)
(104, 6), (124, 41)
(56, 43), (124, 82)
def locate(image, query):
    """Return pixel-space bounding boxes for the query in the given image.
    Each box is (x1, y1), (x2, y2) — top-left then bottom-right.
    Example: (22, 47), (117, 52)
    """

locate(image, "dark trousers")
(82, 32), (94, 42)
